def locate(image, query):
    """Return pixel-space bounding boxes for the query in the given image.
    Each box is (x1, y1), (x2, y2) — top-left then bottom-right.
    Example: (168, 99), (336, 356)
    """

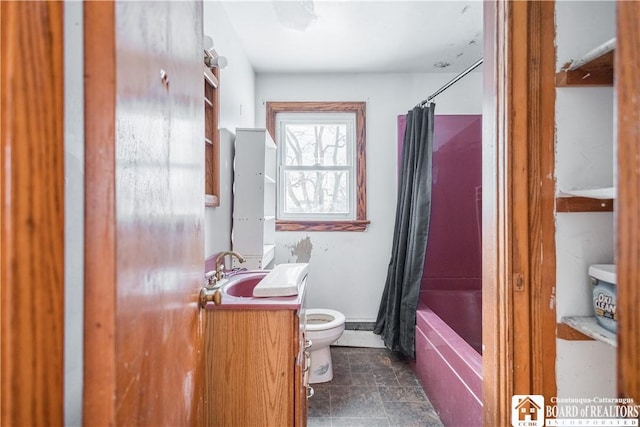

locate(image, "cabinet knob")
(199, 287), (222, 308)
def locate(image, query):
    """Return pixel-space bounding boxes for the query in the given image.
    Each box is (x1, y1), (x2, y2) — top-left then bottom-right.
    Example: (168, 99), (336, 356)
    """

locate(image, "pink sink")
(206, 270), (305, 310)
(224, 272), (267, 298)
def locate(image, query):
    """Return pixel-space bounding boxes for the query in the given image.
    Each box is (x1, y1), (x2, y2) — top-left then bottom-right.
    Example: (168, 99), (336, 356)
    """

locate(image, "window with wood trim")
(204, 66), (220, 206)
(266, 102), (369, 232)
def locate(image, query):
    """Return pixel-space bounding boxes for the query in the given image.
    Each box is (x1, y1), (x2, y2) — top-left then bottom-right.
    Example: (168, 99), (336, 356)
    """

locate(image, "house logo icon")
(511, 395), (545, 427)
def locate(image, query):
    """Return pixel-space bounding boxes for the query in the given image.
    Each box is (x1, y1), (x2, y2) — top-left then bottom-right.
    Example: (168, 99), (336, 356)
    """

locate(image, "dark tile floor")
(307, 346), (444, 427)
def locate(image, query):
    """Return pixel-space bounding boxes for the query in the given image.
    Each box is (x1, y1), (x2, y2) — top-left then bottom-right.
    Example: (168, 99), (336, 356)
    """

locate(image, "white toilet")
(305, 308), (346, 383)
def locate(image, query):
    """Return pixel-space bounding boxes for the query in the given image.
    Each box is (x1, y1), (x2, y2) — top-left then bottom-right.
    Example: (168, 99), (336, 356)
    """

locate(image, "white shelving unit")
(232, 128), (277, 270)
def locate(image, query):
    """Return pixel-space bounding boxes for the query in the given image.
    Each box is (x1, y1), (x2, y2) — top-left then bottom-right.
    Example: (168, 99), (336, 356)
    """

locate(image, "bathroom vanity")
(204, 272), (309, 426)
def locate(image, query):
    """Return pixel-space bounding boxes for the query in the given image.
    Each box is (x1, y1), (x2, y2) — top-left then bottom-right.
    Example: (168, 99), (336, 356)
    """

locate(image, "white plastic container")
(589, 264), (617, 333)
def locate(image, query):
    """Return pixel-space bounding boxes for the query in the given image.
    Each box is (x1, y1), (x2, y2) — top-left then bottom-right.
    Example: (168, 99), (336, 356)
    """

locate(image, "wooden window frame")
(204, 66), (220, 207)
(266, 102), (369, 232)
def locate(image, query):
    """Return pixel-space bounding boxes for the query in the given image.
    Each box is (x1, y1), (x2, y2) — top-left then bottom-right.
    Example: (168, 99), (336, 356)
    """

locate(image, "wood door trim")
(526, 0), (557, 403)
(83, 2), (117, 425)
(1, 2), (65, 425)
(616, 0), (640, 403)
(482, 2), (512, 422)
(483, 1), (556, 424)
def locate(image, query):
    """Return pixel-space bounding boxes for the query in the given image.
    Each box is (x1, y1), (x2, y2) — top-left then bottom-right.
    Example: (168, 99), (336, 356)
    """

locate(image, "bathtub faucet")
(213, 251), (246, 283)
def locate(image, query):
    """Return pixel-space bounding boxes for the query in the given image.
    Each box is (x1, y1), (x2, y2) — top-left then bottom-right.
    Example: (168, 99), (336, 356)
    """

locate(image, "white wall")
(555, 1), (616, 400)
(64, 2), (84, 425)
(203, 1), (257, 258)
(255, 72), (482, 321)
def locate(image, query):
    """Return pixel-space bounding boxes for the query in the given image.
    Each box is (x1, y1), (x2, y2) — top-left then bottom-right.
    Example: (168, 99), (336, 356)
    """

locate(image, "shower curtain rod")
(416, 58), (484, 108)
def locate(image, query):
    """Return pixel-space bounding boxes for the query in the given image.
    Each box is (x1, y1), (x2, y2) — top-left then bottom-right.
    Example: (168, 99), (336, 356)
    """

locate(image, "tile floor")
(307, 346), (444, 427)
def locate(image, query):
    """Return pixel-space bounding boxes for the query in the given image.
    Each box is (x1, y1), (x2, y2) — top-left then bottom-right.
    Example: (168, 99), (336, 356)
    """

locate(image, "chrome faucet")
(213, 250), (246, 283)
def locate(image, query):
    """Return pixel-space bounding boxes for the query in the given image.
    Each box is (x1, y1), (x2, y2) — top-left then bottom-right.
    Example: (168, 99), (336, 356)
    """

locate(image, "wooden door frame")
(616, 0), (640, 404)
(483, 1), (557, 424)
(1, 2), (65, 426)
(83, 1), (117, 424)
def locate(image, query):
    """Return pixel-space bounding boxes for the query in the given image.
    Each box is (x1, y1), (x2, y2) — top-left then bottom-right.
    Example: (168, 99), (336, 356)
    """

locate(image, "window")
(266, 102), (369, 231)
(204, 66), (220, 206)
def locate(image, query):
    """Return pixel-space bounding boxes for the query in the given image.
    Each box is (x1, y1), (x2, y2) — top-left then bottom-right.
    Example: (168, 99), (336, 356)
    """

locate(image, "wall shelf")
(556, 38), (615, 87)
(561, 316), (616, 347)
(556, 196), (614, 212)
(556, 322), (593, 341)
(560, 187), (615, 199)
(204, 66), (220, 207)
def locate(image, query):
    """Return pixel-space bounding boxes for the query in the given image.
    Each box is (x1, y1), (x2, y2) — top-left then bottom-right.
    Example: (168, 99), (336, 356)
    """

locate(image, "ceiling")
(219, 1), (483, 74)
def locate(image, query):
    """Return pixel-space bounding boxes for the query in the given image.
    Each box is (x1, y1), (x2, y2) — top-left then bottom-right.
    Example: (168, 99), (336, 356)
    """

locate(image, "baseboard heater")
(345, 321), (376, 331)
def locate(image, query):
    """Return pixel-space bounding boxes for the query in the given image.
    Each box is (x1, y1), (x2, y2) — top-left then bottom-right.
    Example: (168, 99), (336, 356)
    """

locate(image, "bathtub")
(414, 303), (482, 427)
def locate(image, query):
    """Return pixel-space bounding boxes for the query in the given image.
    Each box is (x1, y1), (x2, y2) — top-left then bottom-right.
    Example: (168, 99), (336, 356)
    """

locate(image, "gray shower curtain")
(374, 103), (435, 359)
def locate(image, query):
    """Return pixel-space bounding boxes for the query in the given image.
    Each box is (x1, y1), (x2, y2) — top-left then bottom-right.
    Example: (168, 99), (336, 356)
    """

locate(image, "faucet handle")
(205, 271), (217, 288)
(215, 264), (226, 281)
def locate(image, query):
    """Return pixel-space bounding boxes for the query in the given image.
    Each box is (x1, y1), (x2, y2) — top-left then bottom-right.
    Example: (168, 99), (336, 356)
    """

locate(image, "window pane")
(283, 123), (349, 167)
(282, 170), (349, 215)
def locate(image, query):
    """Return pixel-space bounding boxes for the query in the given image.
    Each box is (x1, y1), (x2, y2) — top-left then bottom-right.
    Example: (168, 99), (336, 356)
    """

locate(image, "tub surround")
(419, 114), (483, 352)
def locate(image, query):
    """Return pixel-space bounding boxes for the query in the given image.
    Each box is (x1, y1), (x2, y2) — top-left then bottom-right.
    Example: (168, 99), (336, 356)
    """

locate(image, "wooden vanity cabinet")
(205, 308), (308, 426)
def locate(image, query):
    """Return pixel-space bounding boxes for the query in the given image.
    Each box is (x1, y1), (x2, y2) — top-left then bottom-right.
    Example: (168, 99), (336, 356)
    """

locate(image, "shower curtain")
(374, 103), (435, 359)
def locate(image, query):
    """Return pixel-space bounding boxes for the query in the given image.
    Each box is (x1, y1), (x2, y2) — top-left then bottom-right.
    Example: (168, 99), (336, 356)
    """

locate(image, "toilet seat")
(305, 309), (346, 331)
